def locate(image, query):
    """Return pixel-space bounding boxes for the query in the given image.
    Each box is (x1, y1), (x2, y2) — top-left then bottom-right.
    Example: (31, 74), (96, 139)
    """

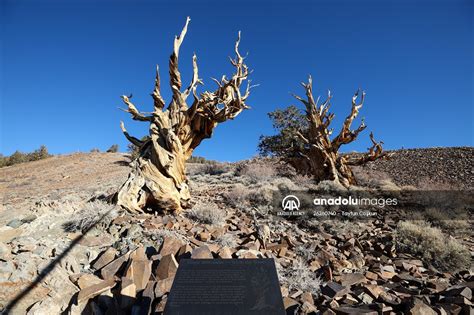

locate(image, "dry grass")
(145, 228), (189, 243)
(212, 233), (238, 248)
(246, 185), (275, 207)
(223, 184), (250, 208)
(423, 208), (471, 235)
(316, 180), (347, 193)
(187, 163), (230, 176)
(395, 220), (471, 271)
(322, 220), (365, 236)
(62, 200), (118, 233)
(223, 177), (304, 216)
(294, 243), (317, 262)
(377, 179), (401, 191)
(352, 167), (394, 189)
(200, 163), (230, 175)
(416, 177), (460, 190)
(276, 258), (323, 296)
(292, 174), (315, 187)
(188, 202), (226, 225)
(235, 163), (277, 182)
(268, 177), (300, 191)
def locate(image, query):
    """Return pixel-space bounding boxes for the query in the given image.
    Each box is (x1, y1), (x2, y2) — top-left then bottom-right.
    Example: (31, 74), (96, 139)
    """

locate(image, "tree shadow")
(114, 160), (132, 167)
(64, 286), (158, 315)
(62, 244), (164, 315)
(2, 209), (116, 313)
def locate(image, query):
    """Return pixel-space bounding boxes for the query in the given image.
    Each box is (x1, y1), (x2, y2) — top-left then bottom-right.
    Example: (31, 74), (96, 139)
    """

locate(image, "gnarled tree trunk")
(291, 76), (389, 187)
(117, 17), (254, 214)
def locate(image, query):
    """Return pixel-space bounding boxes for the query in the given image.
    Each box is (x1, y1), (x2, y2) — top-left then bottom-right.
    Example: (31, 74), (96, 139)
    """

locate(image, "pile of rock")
(67, 212), (275, 314)
(2, 149), (472, 314)
(356, 147), (474, 189)
(65, 212), (473, 314)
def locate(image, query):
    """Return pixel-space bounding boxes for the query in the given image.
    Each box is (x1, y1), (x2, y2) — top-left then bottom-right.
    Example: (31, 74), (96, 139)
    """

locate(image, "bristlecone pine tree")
(117, 17), (254, 213)
(260, 76), (388, 187)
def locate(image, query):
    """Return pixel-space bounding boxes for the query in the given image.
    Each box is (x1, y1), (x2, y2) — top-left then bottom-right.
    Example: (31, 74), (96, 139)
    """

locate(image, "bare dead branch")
(331, 89), (366, 150)
(182, 53), (202, 101)
(119, 95), (152, 121)
(346, 132), (388, 165)
(120, 121), (145, 147)
(169, 17), (191, 104)
(151, 65), (166, 111)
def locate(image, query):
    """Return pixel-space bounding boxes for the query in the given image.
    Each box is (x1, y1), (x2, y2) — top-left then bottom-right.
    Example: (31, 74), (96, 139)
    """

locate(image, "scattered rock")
(7, 219), (23, 229)
(100, 251), (131, 279)
(77, 278), (116, 303)
(321, 281), (347, 298)
(0, 226), (23, 243)
(27, 298), (61, 315)
(442, 285), (472, 300)
(407, 298), (437, 315)
(191, 246), (213, 259)
(2, 148), (473, 313)
(160, 236), (184, 257)
(155, 278), (174, 297)
(155, 254), (178, 280)
(0, 242), (12, 261)
(120, 277), (136, 308)
(283, 297), (299, 312)
(76, 273), (103, 290)
(79, 234), (114, 248)
(339, 273), (367, 286)
(126, 256), (152, 291)
(0, 281), (50, 314)
(92, 247), (117, 270)
(218, 246), (233, 259)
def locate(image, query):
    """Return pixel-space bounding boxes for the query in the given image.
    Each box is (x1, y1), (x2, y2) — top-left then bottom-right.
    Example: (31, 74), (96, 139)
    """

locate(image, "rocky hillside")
(356, 147), (474, 189)
(0, 148), (472, 314)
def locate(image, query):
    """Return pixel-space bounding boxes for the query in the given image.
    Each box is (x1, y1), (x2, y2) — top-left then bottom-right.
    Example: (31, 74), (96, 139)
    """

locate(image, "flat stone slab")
(164, 258), (285, 315)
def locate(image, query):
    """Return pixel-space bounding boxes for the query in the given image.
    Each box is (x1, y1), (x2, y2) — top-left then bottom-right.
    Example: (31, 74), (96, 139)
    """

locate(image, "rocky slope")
(0, 148), (472, 314)
(355, 147), (474, 189)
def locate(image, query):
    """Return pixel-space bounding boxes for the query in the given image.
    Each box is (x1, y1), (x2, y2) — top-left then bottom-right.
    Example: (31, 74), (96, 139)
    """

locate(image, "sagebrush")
(395, 220), (471, 271)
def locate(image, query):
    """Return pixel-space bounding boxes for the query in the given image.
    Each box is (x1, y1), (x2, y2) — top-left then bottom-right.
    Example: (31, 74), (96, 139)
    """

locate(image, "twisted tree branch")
(119, 95), (152, 121)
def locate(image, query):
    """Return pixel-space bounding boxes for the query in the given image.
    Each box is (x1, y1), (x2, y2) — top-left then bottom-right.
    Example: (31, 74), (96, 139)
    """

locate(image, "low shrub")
(107, 144), (119, 153)
(276, 259), (323, 296)
(200, 163), (229, 175)
(223, 184), (250, 208)
(235, 163), (277, 182)
(0, 145), (51, 168)
(188, 202), (226, 225)
(188, 163), (229, 176)
(395, 220), (471, 271)
(213, 233), (238, 248)
(62, 201), (118, 233)
(352, 167), (394, 189)
(188, 155), (217, 164)
(423, 208), (470, 234)
(416, 177), (459, 190)
(316, 180), (346, 193)
(292, 174), (315, 187)
(246, 185), (275, 207)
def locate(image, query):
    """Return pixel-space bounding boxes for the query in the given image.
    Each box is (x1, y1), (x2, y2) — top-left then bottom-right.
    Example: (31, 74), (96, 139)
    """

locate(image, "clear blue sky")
(1, 0), (472, 161)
